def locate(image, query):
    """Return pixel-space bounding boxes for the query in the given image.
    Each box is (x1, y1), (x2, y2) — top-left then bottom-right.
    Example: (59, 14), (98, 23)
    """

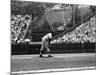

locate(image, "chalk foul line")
(11, 66), (96, 74)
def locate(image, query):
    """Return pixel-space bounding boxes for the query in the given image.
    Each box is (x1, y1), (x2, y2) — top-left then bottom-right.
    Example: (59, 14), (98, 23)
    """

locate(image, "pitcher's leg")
(39, 42), (44, 57)
(45, 41), (52, 57)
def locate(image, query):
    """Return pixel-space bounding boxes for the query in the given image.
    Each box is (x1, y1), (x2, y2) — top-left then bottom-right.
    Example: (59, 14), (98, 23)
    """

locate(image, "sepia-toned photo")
(11, 0), (96, 75)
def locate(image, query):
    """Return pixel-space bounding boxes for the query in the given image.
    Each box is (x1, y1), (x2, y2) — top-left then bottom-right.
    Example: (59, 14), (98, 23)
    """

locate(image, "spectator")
(52, 15), (96, 44)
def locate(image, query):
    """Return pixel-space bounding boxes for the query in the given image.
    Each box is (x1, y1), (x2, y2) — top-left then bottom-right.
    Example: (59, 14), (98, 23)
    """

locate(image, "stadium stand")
(11, 2), (96, 54)
(11, 15), (32, 44)
(51, 15), (96, 44)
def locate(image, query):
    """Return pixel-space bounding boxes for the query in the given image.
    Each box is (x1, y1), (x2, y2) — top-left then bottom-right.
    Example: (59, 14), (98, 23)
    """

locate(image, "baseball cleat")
(48, 55), (53, 57)
(39, 54), (43, 57)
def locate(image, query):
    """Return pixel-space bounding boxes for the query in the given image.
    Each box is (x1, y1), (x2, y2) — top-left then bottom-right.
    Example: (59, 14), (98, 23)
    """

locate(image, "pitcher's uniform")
(40, 33), (52, 57)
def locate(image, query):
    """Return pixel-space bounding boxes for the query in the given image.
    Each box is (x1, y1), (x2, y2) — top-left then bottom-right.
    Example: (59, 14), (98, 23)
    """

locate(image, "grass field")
(11, 53), (96, 75)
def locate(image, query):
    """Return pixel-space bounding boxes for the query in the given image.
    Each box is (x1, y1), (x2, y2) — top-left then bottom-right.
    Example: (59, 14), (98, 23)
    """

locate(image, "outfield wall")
(11, 43), (96, 55)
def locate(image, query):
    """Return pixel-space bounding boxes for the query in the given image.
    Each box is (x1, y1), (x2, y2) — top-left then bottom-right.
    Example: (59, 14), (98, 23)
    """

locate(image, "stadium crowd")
(11, 15), (32, 44)
(51, 16), (96, 44)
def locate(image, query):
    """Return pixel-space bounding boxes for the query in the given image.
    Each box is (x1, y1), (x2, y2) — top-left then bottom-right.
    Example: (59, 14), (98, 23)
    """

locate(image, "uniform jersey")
(42, 33), (52, 41)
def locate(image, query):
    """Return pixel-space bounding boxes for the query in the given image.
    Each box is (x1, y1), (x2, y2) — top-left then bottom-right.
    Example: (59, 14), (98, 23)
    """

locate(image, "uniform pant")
(40, 39), (50, 52)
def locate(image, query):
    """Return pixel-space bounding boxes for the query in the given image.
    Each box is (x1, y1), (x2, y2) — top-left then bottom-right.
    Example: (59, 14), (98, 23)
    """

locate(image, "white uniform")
(42, 33), (52, 41)
(40, 33), (52, 52)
